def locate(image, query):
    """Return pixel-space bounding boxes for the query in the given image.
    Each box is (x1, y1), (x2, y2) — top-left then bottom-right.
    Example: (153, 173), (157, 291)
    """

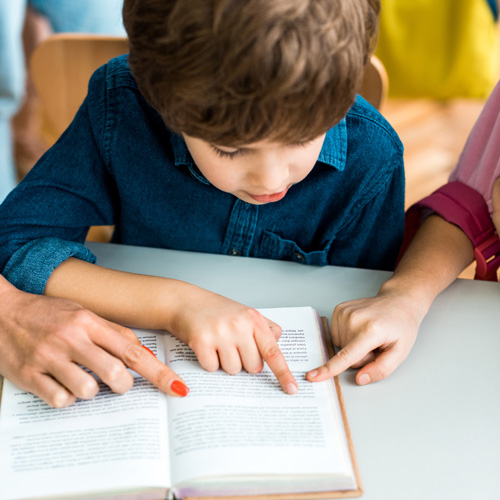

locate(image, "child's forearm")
(0, 274), (13, 294)
(45, 258), (299, 394)
(45, 257), (193, 330)
(381, 214), (474, 309)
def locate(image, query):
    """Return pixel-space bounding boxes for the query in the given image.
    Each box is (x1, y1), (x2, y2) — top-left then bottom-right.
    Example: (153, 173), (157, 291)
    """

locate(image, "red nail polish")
(142, 345), (156, 357)
(171, 380), (190, 397)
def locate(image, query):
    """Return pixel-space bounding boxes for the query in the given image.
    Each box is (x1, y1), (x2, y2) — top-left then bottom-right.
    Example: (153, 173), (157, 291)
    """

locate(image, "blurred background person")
(0, 0), (125, 202)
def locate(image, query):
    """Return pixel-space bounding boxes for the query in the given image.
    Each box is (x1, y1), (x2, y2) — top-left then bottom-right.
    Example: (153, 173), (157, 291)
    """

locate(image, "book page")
(0, 332), (170, 500)
(166, 307), (355, 494)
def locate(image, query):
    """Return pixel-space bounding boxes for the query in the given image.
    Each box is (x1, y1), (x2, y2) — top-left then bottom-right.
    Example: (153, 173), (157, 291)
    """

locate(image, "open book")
(0, 307), (361, 500)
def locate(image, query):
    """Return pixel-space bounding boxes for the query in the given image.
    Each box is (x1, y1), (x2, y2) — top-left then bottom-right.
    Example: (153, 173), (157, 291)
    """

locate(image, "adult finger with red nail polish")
(0, 277), (189, 407)
(137, 342), (190, 397)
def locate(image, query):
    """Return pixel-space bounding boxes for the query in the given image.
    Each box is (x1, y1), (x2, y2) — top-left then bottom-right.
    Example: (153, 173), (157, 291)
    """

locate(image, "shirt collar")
(170, 116), (347, 173)
(170, 133), (211, 185)
(317, 117), (347, 172)
(171, 133), (195, 167)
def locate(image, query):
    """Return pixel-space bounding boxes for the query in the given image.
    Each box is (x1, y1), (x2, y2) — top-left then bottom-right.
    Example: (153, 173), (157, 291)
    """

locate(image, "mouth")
(248, 187), (290, 203)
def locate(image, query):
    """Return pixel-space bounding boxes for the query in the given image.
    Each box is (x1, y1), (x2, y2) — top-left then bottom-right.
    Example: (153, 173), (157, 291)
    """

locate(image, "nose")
(247, 161), (289, 193)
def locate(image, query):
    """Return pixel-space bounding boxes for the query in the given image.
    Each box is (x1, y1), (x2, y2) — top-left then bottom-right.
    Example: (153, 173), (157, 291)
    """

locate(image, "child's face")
(183, 134), (326, 204)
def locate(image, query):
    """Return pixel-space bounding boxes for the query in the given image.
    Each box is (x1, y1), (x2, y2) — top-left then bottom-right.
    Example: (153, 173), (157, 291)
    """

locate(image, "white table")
(88, 241), (500, 499)
(23, 241), (500, 499)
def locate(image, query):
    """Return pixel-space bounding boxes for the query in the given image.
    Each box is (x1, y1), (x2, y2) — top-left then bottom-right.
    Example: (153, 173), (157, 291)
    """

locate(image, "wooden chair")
(30, 34), (129, 145)
(360, 55), (388, 110)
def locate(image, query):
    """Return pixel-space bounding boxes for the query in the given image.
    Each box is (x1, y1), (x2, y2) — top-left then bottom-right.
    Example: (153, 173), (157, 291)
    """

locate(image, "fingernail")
(285, 382), (298, 395)
(358, 373), (371, 385)
(142, 345), (156, 357)
(171, 380), (190, 397)
(308, 369), (318, 379)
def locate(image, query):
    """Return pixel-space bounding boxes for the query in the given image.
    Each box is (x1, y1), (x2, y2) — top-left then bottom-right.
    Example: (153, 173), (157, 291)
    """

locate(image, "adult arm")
(0, 275), (189, 407)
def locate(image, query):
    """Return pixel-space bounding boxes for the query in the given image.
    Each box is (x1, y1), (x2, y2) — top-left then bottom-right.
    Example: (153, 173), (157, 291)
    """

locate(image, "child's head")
(123, 0), (380, 148)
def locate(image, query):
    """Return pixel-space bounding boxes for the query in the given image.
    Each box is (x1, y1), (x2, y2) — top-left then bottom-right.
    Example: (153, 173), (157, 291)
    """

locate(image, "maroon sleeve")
(399, 181), (500, 281)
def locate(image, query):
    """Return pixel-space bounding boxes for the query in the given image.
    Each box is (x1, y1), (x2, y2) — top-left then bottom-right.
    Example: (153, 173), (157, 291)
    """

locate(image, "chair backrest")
(360, 55), (388, 110)
(30, 34), (129, 144)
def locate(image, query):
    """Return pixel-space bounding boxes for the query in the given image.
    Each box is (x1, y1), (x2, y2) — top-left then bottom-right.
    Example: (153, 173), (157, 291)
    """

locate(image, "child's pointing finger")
(254, 325), (298, 395)
(305, 334), (380, 383)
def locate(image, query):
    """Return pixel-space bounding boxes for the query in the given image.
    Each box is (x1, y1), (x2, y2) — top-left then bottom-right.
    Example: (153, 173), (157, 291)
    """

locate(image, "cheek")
(198, 160), (240, 192)
(293, 150), (321, 179)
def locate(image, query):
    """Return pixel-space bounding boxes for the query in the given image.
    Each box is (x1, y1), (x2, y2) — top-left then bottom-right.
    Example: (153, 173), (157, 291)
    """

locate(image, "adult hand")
(0, 278), (189, 408)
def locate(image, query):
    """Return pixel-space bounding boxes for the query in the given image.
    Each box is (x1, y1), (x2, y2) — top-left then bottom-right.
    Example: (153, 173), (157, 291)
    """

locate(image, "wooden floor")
(382, 98), (486, 209)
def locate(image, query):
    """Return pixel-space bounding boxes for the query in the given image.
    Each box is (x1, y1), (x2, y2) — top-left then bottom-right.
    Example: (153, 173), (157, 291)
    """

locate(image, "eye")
(289, 140), (313, 148)
(211, 145), (241, 159)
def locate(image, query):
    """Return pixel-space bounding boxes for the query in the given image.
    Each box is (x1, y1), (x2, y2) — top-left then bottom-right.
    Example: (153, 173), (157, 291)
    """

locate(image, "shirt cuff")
(2, 237), (97, 295)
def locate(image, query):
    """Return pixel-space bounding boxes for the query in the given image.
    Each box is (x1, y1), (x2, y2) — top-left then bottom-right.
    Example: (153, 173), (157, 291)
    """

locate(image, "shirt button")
(294, 252), (305, 262)
(228, 248), (241, 256)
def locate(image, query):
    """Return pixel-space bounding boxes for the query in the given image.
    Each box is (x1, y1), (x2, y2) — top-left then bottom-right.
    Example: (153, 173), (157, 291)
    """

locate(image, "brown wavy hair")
(123, 0), (380, 147)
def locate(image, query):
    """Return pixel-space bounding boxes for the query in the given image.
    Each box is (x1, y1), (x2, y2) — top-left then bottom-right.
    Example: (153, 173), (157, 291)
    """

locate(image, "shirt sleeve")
(2, 238), (97, 295)
(0, 64), (118, 294)
(449, 78), (500, 215)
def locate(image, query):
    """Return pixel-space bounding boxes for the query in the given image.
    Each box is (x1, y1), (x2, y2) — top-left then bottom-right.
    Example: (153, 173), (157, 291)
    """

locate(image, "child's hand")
(0, 282), (189, 407)
(306, 287), (426, 385)
(168, 286), (298, 394)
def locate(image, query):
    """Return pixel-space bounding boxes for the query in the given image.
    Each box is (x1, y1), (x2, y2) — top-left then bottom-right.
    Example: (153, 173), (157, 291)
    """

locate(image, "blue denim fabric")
(0, 56), (405, 295)
(486, 0), (498, 20)
(29, 0), (125, 34)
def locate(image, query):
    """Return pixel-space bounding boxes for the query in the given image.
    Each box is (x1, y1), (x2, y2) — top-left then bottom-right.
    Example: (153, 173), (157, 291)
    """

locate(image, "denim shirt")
(0, 55), (405, 295)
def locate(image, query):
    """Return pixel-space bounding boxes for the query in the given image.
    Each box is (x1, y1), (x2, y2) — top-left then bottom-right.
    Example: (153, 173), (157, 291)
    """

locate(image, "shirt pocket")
(259, 230), (333, 266)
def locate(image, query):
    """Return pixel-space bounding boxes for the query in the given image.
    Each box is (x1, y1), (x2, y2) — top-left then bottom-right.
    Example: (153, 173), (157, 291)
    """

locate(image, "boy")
(0, 0), (404, 404)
